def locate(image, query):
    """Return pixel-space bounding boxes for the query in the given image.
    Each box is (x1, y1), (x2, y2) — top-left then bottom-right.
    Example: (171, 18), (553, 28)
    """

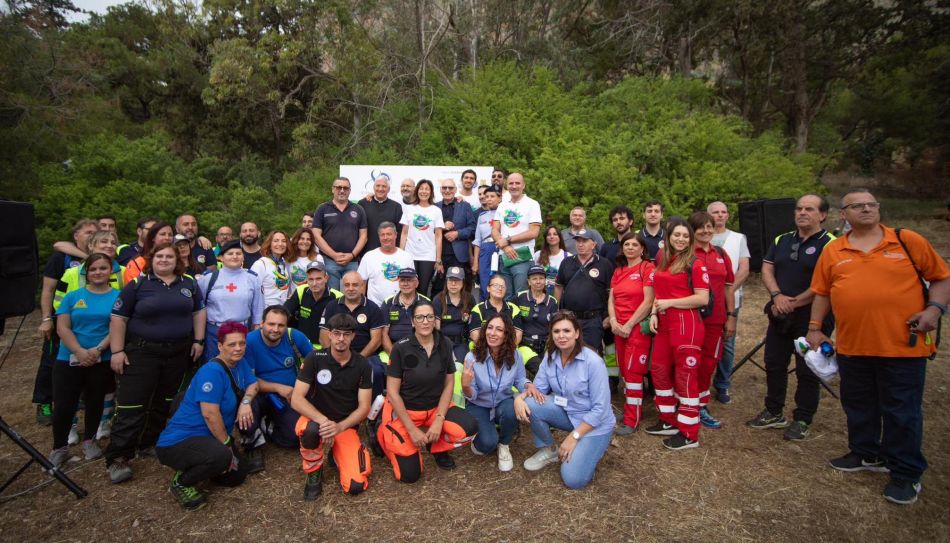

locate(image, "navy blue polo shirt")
(382, 293), (428, 343)
(598, 239), (621, 262)
(764, 229), (835, 297)
(112, 274), (204, 342)
(468, 300), (524, 337)
(314, 201), (368, 254)
(191, 243), (218, 270)
(319, 296), (385, 353)
(284, 286), (341, 344)
(556, 254), (614, 313)
(639, 228), (664, 261)
(432, 294), (476, 341)
(515, 291), (559, 341)
(116, 242), (142, 266)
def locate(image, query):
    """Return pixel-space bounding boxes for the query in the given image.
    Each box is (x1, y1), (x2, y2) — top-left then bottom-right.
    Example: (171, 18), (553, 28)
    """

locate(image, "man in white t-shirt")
(358, 222), (415, 306)
(708, 200), (751, 404)
(491, 172), (542, 297)
(458, 169), (482, 213)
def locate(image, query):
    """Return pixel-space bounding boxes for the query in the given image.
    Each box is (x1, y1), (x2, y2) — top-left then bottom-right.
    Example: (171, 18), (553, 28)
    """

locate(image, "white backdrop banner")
(339, 165), (494, 199)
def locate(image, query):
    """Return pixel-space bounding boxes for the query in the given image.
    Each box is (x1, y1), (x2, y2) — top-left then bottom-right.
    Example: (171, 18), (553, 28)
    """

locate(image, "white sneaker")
(82, 439), (103, 460)
(471, 442), (485, 456)
(523, 446), (558, 471)
(67, 423), (79, 446)
(96, 419), (112, 440)
(497, 444), (513, 472)
(49, 447), (69, 469)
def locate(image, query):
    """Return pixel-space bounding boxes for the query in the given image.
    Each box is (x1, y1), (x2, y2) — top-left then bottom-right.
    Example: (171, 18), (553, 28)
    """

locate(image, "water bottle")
(367, 394), (385, 421)
(267, 393), (287, 412)
(819, 342), (835, 357)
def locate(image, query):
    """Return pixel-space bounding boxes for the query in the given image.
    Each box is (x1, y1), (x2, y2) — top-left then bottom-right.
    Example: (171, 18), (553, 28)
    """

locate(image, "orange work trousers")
(295, 416), (371, 495)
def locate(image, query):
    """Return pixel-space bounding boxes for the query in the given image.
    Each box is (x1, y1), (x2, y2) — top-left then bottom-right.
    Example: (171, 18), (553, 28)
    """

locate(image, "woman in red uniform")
(644, 218), (709, 450)
(607, 231), (655, 435)
(688, 211), (735, 430)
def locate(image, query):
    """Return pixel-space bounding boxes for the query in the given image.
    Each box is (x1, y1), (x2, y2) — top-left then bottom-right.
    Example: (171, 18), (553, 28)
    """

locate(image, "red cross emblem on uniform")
(226, 283), (237, 292)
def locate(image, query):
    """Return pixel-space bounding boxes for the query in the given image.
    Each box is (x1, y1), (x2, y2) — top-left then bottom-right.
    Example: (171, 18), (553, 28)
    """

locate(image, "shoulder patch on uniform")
(201, 381), (213, 393)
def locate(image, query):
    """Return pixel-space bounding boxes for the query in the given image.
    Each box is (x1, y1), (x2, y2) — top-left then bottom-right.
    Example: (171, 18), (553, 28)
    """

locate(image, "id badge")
(490, 252), (499, 272)
(554, 395), (568, 407)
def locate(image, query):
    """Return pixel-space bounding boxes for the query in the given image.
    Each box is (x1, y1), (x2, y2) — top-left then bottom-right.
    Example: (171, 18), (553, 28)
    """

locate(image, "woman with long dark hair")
(534, 225), (569, 295)
(174, 235), (202, 277)
(377, 301), (477, 483)
(399, 179), (444, 296)
(514, 311), (614, 489)
(287, 228), (323, 287)
(123, 221), (175, 283)
(607, 231), (655, 435)
(433, 266), (477, 363)
(462, 313), (537, 471)
(644, 218), (709, 450)
(251, 230), (292, 307)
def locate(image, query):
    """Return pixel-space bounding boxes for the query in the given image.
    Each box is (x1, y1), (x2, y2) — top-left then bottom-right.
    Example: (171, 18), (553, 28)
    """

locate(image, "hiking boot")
(829, 452), (888, 473)
(497, 444), (513, 472)
(67, 423), (79, 446)
(433, 452), (456, 470)
(783, 420), (810, 441)
(137, 446), (157, 459)
(107, 459), (133, 484)
(49, 447), (69, 469)
(700, 407), (723, 429)
(81, 439), (103, 460)
(883, 478), (922, 505)
(614, 423), (638, 436)
(170, 472), (206, 511)
(644, 421), (678, 436)
(523, 446), (558, 471)
(36, 404), (53, 426)
(715, 389), (732, 404)
(245, 447), (265, 474)
(662, 433), (699, 450)
(746, 408), (789, 429)
(303, 470), (323, 501)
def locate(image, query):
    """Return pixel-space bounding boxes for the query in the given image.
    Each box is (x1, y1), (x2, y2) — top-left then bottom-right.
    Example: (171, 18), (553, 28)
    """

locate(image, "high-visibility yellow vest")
(53, 263), (126, 310)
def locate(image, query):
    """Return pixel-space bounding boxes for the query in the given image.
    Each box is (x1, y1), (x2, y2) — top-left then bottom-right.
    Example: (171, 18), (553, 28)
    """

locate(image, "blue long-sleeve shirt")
(533, 346), (615, 437)
(463, 350), (527, 408)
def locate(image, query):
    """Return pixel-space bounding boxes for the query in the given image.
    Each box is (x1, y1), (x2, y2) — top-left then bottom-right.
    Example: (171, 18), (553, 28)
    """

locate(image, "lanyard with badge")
(552, 357), (569, 408)
(487, 358), (505, 419)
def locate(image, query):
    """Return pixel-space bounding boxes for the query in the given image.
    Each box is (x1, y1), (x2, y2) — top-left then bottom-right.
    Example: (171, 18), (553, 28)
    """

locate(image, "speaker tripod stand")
(0, 416), (87, 500)
(731, 337), (838, 399)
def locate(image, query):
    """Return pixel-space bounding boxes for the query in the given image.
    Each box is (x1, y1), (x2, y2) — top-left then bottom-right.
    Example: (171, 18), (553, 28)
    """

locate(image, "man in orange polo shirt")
(808, 188), (949, 506)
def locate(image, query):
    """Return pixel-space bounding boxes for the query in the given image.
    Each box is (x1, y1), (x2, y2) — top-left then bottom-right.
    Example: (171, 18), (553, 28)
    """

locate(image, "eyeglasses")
(441, 186), (456, 191)
(412, 314), (437, 322)
(332, 185), (351, 191)
(329, 330), (354, 338)
(789, 241), (800, 262)
(488, 283), (505, 289)
(841, 202), (880, 211)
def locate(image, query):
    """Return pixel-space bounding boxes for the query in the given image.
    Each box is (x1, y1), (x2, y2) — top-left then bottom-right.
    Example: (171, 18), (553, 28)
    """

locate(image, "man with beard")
(117, 217), (157, 265)
(599, 206), (634, 262)
(240, 222), (263, 270)
(458, 169), (481, 213)
(176, 214), (217, 272)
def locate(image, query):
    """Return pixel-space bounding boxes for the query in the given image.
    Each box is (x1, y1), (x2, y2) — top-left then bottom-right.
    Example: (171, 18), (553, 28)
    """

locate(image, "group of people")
(33, 169), (948, 509)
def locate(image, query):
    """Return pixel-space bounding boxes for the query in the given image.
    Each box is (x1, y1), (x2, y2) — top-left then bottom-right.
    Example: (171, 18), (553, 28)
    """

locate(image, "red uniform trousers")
(376, 399), (477, 483)
(650, 309), (705, 441)
(295, 416), (371, 495)
(698, 322), (724, 407)
(615, 327), (652, 427)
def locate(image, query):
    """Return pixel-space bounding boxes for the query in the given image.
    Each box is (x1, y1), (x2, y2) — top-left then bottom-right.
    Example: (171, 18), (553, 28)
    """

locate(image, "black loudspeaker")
(738, 198), (797, 273)
(0, 200), (39, 319)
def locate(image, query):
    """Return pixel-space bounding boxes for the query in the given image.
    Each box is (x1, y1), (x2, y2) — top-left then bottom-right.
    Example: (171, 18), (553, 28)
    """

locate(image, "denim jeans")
(465, 398), (517, 454)
(524, 395), (611, 489)
(838, 355), (928, 482)
(323, 260), (359, 292)
(499, 258), (533, 300)
(713, 307), (739, 391)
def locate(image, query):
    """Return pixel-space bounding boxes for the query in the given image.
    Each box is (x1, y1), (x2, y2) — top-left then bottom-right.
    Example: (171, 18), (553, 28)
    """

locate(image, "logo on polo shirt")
(412, 214), (433, 231)
(202, 382), (213, 392)
(74, 299), (88, 309)
(686, 356), (698, 368)
(503, 210), (522, 227)
(382, 262), (401, 281)
(317, 369), (332, 385)
(181, 288), (193, 298)
(283, 356), (294, 368)
(350, 210), (358, 219)
(639, 354), (647, 364)
(113, 298), (123, 310)
(197, 254), (206, 264)
(589, 268), (600, 278)
(357, 313), (367, 324)
(805, 246), (817, 255)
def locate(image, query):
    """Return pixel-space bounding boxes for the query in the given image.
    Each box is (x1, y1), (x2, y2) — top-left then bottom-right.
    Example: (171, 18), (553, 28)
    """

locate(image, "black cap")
(306, 261), (326, 273)
(527, 264), (546, 277)
(445, 266), (465, 280)
(220, 239), (242, 254)
(397, 267), (418, 279)
(572, 229), (595, 241)
(484, 184), (502, 195)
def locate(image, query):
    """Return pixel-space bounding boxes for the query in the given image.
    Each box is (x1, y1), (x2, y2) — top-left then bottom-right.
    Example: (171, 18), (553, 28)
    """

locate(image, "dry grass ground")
(1, 195), (947, 543)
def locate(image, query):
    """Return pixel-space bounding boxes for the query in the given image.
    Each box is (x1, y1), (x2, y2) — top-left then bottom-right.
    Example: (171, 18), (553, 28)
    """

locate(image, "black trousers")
(414, 260), (436, 297)
(32, 330), (59, 404)
(156, 436), (247, 487)
(429, 252), (471, 296)
(105, 338), (190, 464)
(578, 316), (605, 354)
(763, 313), (827, 424)
(238, 394), (301, 449)
(51, 362), (112, 449)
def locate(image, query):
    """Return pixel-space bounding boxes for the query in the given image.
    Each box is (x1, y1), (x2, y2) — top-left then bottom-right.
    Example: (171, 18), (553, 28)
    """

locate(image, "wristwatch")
(571, 431), (581, 440)
(241, 397), (252, 405)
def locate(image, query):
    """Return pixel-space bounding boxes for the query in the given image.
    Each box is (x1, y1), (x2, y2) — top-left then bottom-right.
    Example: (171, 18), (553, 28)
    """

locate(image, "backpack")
(169, 358), (244, 419)
(895, 228), (941, 358)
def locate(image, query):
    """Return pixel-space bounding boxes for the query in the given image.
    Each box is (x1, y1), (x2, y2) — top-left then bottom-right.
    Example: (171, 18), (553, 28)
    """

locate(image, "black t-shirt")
(297, 349), (372, 422)
(242, 249), (262, 270)
(764, 229), (835, 314)
(556, 254), (614, 313)
(112, 274), (204, 342)
(515, 291), (558, 342)
(358, 198), (403, 255)
(284, 286), (341, 344)
(319, 296), (386, 353)
(191, 243), (218, 270)
(598, 239), (621, 262)
(44, 252), (81, 280)
(386, 332), (456, 411)
(314, 201), (368, 254)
